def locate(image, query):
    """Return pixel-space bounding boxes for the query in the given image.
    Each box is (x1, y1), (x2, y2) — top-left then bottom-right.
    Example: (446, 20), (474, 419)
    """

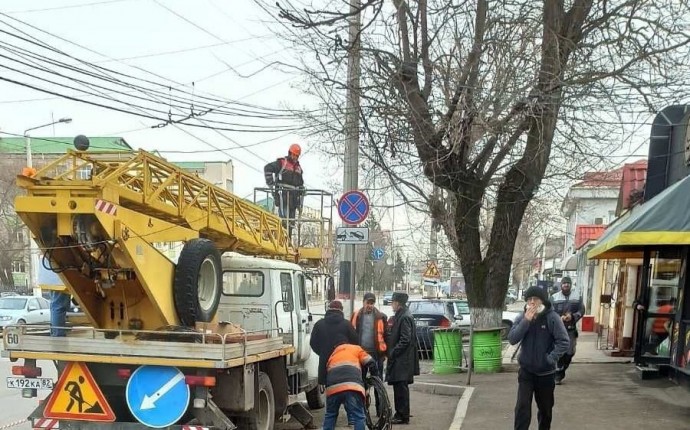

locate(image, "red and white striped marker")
(32, 418), (59, 429)
(95, 199), (118, 216)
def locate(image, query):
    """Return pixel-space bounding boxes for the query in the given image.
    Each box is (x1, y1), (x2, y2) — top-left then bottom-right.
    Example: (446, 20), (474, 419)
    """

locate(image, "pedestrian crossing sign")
(43, 361), (115, 422)
(423, 262), (441, 279)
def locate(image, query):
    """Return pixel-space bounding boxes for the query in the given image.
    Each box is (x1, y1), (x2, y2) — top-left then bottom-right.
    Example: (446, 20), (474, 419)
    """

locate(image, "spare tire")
(173, 238), (222, 326)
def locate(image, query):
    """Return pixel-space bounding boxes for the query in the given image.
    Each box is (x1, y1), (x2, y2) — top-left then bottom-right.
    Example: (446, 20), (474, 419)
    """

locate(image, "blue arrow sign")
(372, 247), (385, 261)
(125, 366), (190, 428)
(338, 191), (370, 225)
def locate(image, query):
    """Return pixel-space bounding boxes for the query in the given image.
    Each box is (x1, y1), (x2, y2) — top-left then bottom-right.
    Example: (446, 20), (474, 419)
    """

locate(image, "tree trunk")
(470, 307), (503, 329)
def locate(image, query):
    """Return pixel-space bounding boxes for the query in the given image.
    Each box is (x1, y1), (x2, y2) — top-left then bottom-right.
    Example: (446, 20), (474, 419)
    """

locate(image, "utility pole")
(340, 0), (361, 317)
(428, 186), (439, 297)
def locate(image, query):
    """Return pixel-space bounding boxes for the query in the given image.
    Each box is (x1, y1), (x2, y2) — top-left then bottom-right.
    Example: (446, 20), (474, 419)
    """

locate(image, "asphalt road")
(0, 343), (56, 429)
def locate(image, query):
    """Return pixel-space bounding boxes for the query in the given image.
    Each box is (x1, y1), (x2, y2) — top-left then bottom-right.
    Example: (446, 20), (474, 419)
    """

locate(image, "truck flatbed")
(2, 326), (294, 369)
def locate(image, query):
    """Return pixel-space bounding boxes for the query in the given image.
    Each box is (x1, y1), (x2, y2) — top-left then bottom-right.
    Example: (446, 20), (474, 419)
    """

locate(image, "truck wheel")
(174, 239), (222, 326)
(248, 372), (275, 430)
(305, 385), (325, 409)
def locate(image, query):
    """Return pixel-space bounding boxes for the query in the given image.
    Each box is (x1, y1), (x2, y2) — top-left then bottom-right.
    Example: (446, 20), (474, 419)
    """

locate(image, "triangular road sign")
(44, 362), (115, 422)
(423, 262), (441, 279)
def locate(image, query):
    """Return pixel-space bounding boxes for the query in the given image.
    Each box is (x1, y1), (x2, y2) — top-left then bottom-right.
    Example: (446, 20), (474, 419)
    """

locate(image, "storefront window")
(641, 250), (681, 358)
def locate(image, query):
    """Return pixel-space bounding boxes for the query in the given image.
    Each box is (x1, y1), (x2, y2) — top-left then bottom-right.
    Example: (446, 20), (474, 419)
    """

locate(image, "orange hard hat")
(288, 143), (301, 157)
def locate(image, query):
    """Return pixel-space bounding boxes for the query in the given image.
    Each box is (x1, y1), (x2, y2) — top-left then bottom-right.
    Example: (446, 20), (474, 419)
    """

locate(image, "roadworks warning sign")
(43, 362), (115, 421)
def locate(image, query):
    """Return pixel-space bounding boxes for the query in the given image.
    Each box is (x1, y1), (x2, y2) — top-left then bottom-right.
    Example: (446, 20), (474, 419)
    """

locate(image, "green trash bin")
(472, 327), (502, 373)
(433, 328), (462, 374)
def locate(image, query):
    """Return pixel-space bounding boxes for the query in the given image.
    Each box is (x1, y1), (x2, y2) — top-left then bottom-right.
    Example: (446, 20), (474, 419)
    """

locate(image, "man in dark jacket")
(310, 300), (359, 385)
(550, 276), (585, 384)
(509, 286), (570, 430)
(385, 292), (419, 425)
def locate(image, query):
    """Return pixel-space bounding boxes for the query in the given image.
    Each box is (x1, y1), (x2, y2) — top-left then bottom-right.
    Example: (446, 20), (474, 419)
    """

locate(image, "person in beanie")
(509, 286), (569, 430)
(550, 276), (585, 384)
(386, 292), (419, 425)
(310, 300), (359, 385)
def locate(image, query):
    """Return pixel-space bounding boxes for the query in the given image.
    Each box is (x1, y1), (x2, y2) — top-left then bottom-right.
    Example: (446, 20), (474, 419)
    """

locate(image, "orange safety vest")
(351, 309), (388, 355)
(325, 344), (372, 397)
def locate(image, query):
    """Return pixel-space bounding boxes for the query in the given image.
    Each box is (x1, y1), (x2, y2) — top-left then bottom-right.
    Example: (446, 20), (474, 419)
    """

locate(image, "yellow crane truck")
(2, 145), (333, 430)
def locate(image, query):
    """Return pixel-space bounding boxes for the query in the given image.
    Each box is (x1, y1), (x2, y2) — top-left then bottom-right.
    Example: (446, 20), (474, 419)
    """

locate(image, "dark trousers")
(557, 353), (573, 376)
(392, 382), (410, 420)
(514, 369), (555, 430)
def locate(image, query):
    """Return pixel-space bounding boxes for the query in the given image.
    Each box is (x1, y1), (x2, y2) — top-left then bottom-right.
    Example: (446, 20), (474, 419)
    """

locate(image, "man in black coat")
(385, 292), (419, 425)
(310, 300), (359, 385)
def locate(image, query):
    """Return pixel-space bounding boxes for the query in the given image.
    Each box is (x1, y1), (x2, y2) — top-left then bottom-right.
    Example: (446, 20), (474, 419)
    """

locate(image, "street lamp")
(24, 117), (72, 168)
(23, 117), (72, 294)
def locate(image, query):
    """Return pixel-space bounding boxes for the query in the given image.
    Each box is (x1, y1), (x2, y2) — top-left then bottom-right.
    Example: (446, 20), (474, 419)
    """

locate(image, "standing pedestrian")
(310, 300), (359, 385)
(351, 292), (388, 375)
(351, 292), (387, 415)
(509, 286), (570, 430)
(322, 341), (376, 430)
(385, 292), (419, 425)
(550, 276), (585, 384)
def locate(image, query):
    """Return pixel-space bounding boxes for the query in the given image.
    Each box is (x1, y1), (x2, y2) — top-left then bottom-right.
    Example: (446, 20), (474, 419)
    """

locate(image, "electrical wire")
(0, 12), (303, 114)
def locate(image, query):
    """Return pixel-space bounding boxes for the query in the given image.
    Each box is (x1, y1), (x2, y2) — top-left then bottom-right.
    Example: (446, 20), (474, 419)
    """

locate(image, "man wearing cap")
(550, 276), (585, 384)
(310, 300), (359, 386)
(509, 286), (569, 430)
(385, 292), (419, 425)
(351, 292), (388, 416)
(351, 292), (388, 375)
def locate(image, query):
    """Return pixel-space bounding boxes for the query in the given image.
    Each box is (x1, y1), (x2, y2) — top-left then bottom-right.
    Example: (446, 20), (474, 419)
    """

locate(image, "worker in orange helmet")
(264, 144), (305, 238)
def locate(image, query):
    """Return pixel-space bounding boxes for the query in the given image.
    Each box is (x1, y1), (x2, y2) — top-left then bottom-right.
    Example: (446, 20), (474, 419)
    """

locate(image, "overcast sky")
(0, 0), (431, 263)
(0, 0), (659, 266)
(0, 0), (335, 197)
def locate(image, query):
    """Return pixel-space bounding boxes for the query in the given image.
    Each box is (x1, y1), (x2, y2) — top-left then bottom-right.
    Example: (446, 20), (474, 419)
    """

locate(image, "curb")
(411, 382), (471, 430)
(448, 386), (474, 430)
(412, 382), (465, 397)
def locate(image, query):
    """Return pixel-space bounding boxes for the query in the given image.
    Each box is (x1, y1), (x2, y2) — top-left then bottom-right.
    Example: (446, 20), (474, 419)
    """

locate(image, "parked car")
(0, 295), (51, 329)
(449, 299), (519, 340)
(408, 300), (463, 357)
(382, 291), (394, 305)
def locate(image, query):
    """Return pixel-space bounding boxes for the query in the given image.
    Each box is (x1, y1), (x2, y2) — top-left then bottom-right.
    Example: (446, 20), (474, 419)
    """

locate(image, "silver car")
(0, 296), (51, 329)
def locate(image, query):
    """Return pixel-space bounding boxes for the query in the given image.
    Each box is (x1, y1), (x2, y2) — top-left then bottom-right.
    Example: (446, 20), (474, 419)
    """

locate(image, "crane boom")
(15, 150), (331, 330)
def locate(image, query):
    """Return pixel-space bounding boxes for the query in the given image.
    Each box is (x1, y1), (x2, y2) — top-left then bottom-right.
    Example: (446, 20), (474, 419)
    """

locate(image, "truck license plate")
(6, 377), (53, 390)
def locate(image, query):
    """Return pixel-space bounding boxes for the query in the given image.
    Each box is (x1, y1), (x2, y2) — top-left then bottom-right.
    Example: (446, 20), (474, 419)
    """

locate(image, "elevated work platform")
(14, 150), (332, 330)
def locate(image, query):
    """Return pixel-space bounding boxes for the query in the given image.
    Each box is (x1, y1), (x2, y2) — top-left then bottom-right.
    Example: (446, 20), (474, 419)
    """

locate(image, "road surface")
(0, 342), (55, 429)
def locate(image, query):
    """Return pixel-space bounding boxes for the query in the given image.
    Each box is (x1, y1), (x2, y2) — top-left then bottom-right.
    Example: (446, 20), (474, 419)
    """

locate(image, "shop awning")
(588, 174), (690, 260)
(561, 254), (578, 271)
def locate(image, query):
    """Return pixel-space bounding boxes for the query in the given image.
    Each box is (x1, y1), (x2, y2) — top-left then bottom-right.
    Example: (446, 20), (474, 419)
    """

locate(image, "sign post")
(337, 190), (370, 316)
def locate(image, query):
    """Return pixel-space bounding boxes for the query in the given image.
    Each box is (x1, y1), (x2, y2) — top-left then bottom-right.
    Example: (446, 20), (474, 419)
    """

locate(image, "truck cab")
(217, 253), (318, 376)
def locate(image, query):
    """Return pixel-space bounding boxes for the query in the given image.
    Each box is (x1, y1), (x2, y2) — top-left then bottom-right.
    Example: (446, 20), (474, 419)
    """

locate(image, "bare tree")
(0, 158), (28, 290)
(270, 0), (690, 326)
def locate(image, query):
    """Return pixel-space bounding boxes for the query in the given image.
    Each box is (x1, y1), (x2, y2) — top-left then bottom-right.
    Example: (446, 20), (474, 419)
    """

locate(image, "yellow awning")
(588, 175), (690, 260)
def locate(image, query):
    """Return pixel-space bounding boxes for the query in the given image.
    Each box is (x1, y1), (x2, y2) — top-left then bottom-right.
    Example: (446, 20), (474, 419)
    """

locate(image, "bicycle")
(364, 374), (392, 430)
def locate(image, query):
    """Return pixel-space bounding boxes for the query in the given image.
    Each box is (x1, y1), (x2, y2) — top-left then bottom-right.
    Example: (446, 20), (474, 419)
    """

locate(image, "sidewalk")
(416, 331), (690, 429)
(502, 331), (633, 367)
(278, 384), (462, 430)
